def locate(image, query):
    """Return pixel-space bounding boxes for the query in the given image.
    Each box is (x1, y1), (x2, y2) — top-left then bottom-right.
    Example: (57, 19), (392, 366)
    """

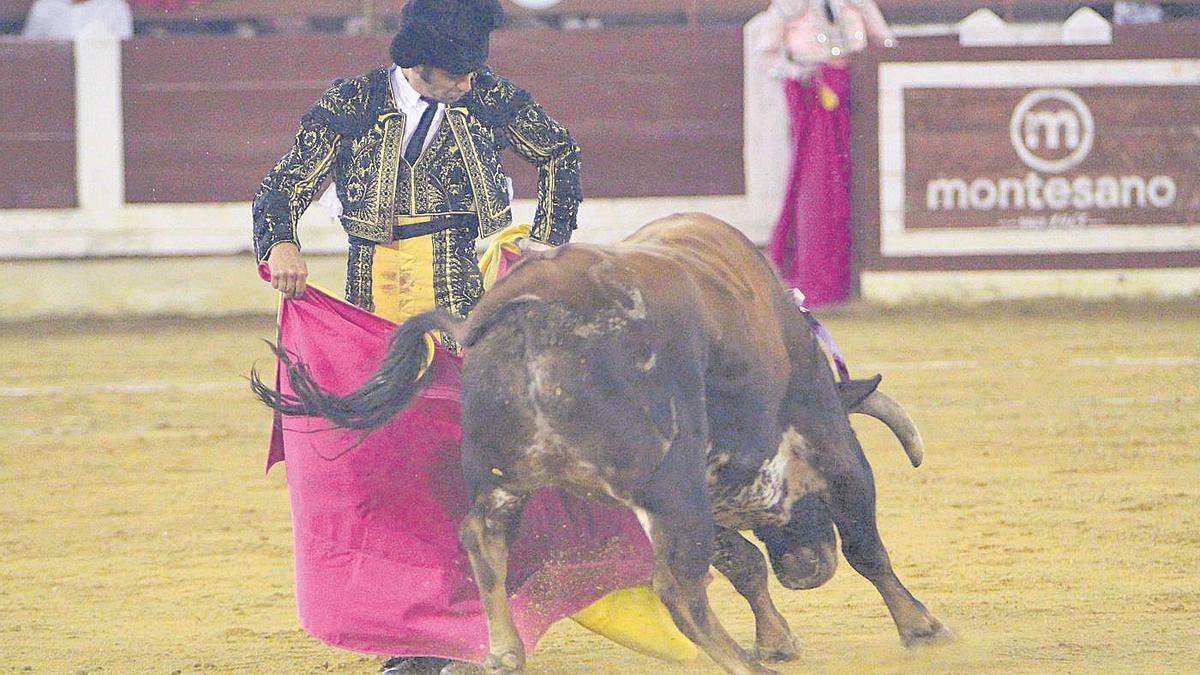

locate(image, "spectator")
(758, 0), (895, 307)
(22, 0), (133, 40)
(1113, 1), (1164, 24)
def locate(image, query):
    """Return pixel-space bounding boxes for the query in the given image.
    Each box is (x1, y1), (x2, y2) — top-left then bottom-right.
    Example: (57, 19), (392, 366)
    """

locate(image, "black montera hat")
(390, 0), (505, 74)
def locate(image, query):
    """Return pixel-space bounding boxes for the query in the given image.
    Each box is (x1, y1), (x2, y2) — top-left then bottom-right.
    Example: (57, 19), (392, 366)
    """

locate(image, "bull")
(252, 213), (949, 674)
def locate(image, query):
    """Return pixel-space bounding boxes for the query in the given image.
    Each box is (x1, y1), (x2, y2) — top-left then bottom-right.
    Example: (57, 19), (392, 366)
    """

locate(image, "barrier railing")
(5, 1), (1199, 32)
(0, 25), (756, 259)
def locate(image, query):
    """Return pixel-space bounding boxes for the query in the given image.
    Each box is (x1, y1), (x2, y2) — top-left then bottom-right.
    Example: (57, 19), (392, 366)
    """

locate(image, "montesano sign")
(915, 86), (1186, 229)
(874, 58), (1200, 261)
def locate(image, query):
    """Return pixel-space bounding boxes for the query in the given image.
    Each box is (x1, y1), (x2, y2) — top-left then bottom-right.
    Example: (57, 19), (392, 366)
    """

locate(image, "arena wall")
(1, 19), (1198, 319)
(1, 28), (758, 257)
(0, 40), (74, 209)
(848, 21), (1200, 303)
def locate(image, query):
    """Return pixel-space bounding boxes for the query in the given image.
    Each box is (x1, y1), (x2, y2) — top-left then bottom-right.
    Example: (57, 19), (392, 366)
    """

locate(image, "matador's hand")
(266, 242), (308, 298)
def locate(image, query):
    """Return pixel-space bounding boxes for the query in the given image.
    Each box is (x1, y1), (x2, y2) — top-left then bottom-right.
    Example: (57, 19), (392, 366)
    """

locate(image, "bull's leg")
(459, 489), (527, 674)
(824, 463), (950, 646)
(638, 484), (774, 675)
(753, 493), (839, 591)
(712, 528), (800, 662)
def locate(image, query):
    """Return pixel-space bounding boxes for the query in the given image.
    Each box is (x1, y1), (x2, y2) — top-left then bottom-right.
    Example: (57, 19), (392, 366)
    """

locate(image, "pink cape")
(263, 272), (655, 662)
(767, 63), (854, 307)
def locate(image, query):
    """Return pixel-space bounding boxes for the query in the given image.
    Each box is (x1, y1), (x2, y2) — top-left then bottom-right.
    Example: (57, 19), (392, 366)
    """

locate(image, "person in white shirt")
(758, 0), (896, 308)
(22, 0), (133, 40)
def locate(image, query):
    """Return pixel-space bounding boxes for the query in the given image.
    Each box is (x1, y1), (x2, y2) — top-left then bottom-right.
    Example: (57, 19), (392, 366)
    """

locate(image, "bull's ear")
(838, 374), (882, 410)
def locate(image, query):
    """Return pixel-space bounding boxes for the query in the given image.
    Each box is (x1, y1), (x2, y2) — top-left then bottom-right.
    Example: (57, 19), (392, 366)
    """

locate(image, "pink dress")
(760, 1), (895, 306)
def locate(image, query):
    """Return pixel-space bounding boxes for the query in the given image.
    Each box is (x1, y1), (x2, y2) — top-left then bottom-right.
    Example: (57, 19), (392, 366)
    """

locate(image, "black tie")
(404, 97), (439, 165)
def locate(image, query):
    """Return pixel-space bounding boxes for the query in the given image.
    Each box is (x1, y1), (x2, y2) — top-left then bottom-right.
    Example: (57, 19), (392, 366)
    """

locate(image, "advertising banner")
(874, 58), (1200, 264)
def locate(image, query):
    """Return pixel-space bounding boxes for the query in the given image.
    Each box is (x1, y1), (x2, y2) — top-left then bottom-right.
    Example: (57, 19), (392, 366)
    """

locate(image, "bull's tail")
(249, 309), (464, 430)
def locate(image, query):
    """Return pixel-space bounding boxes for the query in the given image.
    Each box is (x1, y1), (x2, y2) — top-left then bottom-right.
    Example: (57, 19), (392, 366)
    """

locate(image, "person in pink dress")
(758, 0), (896, 307)
(21, 0), (132, 40)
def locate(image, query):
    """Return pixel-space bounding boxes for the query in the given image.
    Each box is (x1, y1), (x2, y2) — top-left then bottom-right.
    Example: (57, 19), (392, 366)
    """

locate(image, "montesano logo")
(925, 88), (1178, 222)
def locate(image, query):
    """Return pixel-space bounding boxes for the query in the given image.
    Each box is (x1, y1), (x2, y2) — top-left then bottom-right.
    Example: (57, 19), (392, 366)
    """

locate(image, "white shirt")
(391, 66), (444, 156)
(318, 68), (446, 221)
(22, 0), (133, 40)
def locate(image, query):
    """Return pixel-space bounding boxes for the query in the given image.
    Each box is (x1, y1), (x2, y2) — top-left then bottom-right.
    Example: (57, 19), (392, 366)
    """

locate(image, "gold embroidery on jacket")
(376, 113), (405, 240)
(446, 109), (511, 237)
(252, 66), (582, 313)
(345, 240), (375, 312)
(505, 105), (581, 244)
(251, 125), (339, 259)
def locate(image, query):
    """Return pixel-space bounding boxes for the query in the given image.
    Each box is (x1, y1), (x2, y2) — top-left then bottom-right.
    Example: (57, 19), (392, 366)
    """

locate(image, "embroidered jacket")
(252, 66), (582, 261)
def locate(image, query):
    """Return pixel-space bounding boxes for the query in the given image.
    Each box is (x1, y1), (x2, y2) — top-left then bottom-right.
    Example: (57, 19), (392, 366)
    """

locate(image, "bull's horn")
(851, 390), (925, 468)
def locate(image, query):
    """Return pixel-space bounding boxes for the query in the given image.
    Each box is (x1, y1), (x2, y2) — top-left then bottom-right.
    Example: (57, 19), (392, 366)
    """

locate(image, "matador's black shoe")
(437, 661), (483, 675)
(379, 656), (450, 675)
(379, 656), (483, 675)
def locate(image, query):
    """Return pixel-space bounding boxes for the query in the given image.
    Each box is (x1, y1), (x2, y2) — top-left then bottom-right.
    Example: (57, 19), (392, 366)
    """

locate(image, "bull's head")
(756, 493), (839, 590)
(755, 375), (926, 591)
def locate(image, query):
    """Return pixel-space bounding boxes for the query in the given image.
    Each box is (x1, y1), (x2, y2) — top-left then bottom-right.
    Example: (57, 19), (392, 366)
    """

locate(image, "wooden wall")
(122, 36), (374, 204)
(850, 28), (1200, 272)
(0, 39), (74, 208)
(121, 26), (745, 204)
(9, 1), (1200, 27)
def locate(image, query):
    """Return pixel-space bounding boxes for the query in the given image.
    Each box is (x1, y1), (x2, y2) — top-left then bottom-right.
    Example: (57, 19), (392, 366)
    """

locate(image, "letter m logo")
(1024, 110), (1081, 151)
(1009, 89), (1095, 174)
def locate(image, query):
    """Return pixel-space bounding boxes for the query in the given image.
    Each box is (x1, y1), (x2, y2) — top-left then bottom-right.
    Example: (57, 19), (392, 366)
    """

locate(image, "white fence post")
(743, 11), (790, 238)
(73, 27), (125, 212)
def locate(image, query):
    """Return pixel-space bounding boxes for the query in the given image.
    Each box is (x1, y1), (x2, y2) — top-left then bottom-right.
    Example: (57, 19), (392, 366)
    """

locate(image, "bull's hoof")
(751, 634), (802, 662)
(901, 622), (953, 648)
(482, 651), (523, 674)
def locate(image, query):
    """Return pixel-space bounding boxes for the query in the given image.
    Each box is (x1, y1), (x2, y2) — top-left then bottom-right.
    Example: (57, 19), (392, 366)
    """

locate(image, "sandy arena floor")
(2, 300), (1197, 674)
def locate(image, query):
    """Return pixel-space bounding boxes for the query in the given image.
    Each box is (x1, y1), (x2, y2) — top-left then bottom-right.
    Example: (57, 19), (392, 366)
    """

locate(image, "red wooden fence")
(0, 39), (75, 208)
(121, 26), (745, 204)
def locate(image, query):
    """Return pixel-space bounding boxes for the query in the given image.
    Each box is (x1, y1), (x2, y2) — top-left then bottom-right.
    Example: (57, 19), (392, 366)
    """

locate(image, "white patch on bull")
(600, 481), (626, 502)
(573, 322), (603, 338)
(779, 427), (827, 494)
(569, 282), (645, 338)
(573, 315), (629, 337)
(484, 488), (522, 530)
(489, 488), (521, 511)
(524, 356), (569, 458)
(618, 286), (646, 320)
(632, 507), (655, 541)
(706, 428), (827, 529)
(637, 352), (657, 371)
(706, 451), (731, 474)
(655, 397), (678, 455)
